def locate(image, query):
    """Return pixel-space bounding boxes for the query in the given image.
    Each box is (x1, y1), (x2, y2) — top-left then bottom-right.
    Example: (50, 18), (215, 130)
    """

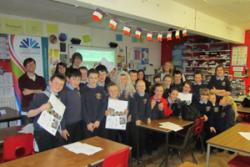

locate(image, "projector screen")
(69, 45), (116, 69)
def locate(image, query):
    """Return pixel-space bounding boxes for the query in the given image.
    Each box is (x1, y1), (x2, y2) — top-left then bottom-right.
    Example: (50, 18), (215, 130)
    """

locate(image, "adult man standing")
(18, 58), (46, 112)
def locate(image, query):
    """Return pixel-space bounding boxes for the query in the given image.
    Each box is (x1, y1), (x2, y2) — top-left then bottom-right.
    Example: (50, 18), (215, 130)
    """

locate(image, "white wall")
(0, 13), (161, 68)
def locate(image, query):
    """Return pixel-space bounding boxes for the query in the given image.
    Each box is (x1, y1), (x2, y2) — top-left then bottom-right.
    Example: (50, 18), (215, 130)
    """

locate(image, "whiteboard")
(68, 45), (116, 69)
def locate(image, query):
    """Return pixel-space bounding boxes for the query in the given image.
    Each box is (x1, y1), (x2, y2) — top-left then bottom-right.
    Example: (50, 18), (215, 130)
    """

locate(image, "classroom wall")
(0, 13), (162, 68)
(60, 0), (245, 43)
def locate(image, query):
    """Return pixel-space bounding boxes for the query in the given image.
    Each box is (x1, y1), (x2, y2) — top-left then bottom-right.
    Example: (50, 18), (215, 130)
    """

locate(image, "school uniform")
(192, 83), (207, 103)
(209, 105), (235, 134)
(97, 77), (112, 93)
(167, 97), (181, 117)
(28, 88), (63, 152)
(60, 84), (83, 144)
(144, 79), (151, 94)
(179, 100), (200, 121)
(208, 75), (232, 102)
(80, 81), (87, 90)
(120, 92), (137, 145)
(163, 86), (172, 99)
(129, 92), (151, 158)
(172, 82), (183, 92)
(148, 96), (172, 152)
(150, 97), (172, 119)
(81, 85), (106, 137)
(195, 100), (213, 142)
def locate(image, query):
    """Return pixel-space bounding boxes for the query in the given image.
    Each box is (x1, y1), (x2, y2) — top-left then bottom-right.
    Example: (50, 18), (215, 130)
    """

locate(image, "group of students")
(18, 52), (237, 158)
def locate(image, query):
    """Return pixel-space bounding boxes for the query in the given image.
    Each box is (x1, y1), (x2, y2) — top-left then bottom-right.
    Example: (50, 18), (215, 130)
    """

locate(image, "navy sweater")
(209, 105), (235, 132)
(60, 86), (82, 129)
(133, 93), (151, 121)
(81, 86), (106, 124)
(191, 83), (207, 103)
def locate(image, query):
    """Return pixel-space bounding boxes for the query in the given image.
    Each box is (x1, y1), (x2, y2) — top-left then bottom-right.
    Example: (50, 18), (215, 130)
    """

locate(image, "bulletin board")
(231, 46), (248, 66)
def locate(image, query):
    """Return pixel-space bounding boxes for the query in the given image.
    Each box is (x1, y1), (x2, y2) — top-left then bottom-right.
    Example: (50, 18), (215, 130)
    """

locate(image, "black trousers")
(64, 121), (84, 144)
(106, 129), (128, 144)
(34, 130), (63, 152)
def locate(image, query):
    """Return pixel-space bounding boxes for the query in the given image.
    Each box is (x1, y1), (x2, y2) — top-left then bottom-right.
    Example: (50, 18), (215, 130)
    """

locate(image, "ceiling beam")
(54, 0), (245, 43)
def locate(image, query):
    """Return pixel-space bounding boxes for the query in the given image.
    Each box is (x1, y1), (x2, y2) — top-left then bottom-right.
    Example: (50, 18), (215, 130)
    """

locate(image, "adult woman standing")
(208, 64), (232, 101)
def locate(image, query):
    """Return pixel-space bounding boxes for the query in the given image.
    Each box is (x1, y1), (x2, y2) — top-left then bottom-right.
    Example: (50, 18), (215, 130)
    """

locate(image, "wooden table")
(237, 105), (250, 114)
(179, 162), (202, 167)
(0, 107), (21, 126)
(0, 136), (130, 167)
(138, 117), (193, 167)
(206, 123), (250, 167)
(0, 126), (22, 144)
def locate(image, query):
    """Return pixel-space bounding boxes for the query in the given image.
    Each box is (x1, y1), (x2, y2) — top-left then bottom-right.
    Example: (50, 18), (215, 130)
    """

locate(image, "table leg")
(206, 144), (211, 167)
(159, 133), (169, 167)
(136, 127), (140, 162)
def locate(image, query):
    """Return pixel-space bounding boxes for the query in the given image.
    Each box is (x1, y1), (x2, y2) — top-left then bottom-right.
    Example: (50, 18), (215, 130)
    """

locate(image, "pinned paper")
(25, 20), (43, 35)
(3, 18), (24, 34)
(82, 35), (92, 43)
(47, 23), (58, 34)
(116, 34), (123, 42)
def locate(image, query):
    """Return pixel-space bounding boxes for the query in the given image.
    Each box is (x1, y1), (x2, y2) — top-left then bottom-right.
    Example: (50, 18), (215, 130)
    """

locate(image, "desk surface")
(0, 136), (130, 167)
(138, 117), (193, 133)
(0, 107), (21, 122)
(207, 123), (250, 154)
(237, 106), (250, 114)
(0, 126), (22, 143)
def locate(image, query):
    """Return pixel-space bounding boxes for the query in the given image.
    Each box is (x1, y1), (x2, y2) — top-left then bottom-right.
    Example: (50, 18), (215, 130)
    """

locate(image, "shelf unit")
(181, 37), (232, 82)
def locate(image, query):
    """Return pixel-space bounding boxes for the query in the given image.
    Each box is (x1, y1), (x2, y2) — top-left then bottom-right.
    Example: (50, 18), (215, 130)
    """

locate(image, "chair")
(168, 125), (197, 164)
(228, 155), (250, 167)
(193, 118), (205, 153)
(102, 147), (130, 167)
(1, 133), (34, 162)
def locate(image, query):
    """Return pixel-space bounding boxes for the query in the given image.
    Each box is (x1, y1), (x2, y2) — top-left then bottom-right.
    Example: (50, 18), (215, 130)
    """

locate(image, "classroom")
(0, 0), (250, 167)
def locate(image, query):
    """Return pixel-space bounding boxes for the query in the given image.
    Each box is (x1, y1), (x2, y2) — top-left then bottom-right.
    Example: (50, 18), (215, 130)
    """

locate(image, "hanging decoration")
(175, 30), (180, 39)
(109, 19), (118, 30)
(167, 32), (172, 41)
(123, 26), (131, 36)
(91, 9), (104, 22)
(135, 29), (142, 39)
(90, 8), (188, 41)
(182, 29), (188, 37)
(146, 32), (153, 41)
(157, 33), (163, 42)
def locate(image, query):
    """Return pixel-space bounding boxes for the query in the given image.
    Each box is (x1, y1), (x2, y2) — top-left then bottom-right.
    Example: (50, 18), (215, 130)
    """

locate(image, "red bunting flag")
(109, 19), (118, 30)
(146, 32), (153, 41)
(157, 33), (163, 42)
(175, 30), (180, 39)
(91, 10), (103, 22)
(167, 32), (172, 41)
(135, 30), (142, 39)
(123, 26), (131, 36)
(182, 29), (187, 37)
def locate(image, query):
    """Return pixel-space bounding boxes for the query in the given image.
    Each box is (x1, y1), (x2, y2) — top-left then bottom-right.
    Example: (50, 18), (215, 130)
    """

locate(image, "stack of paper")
(18, 124), (34, 134)
(159, 122), (183, 132)
(239, 132), (250, 140)
(63, 142), (102, 155)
